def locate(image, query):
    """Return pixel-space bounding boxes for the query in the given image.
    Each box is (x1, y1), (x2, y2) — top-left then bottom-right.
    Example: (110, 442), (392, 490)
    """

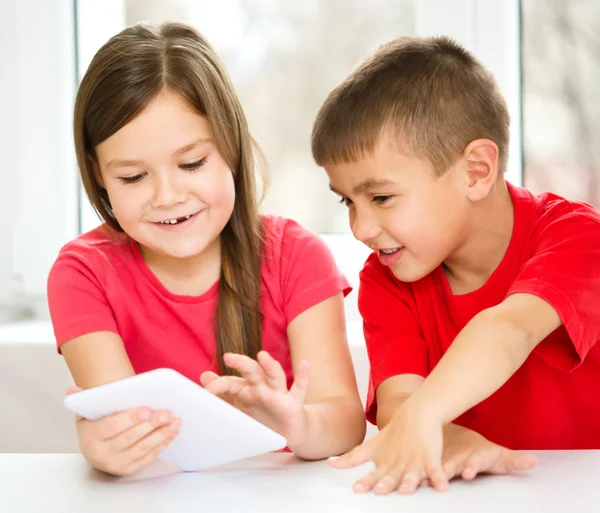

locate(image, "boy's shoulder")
(514, 184), (600, 244)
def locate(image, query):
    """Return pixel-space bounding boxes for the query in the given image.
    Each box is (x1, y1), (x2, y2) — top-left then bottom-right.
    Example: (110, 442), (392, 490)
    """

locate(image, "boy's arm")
(375, 374), (424, 428)
(405, 292), (561, 425)
(333, 292), (557, 494)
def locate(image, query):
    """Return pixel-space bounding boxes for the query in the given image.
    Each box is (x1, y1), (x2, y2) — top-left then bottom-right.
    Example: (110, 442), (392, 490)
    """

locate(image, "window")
(0, 0), (522, 324)
(522, 0), (600, 205)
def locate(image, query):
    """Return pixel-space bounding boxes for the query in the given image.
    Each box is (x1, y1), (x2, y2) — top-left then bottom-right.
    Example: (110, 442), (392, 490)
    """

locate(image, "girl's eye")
(180, 157), (207, 171)
(119, 173), (145, 185)
(373, 195), (391, 204)
(339, 197), (353, 207)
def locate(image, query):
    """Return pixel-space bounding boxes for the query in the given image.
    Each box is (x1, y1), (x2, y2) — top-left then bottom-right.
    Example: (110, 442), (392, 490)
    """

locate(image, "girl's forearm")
(288, 397), (366, 460)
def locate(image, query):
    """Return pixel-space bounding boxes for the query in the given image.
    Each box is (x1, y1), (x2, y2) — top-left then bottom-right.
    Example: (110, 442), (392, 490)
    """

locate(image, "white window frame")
(1, 0), (522, 322)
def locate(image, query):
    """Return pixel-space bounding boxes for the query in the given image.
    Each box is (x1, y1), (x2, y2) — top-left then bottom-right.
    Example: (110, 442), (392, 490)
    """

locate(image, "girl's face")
(94, 89), (235, 266)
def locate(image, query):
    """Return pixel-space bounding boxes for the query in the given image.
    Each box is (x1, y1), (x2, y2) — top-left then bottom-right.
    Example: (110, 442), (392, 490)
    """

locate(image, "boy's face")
(326, 143), (470, 282)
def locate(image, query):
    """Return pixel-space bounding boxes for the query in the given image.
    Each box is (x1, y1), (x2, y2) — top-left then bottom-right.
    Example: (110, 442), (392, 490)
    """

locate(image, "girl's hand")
(329, 401), (448, 495)
(200, 350), (310, 446)
(440, 424), (537, 482)
(66, 386), (182, 476)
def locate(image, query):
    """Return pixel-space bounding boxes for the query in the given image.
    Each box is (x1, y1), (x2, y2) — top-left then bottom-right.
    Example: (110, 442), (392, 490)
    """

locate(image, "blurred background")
(0, 0), (598, 451)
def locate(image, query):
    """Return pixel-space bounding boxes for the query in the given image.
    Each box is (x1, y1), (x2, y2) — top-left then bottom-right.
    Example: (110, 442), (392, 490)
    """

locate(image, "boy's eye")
(373, 195), (391, 204)
(119, 173), (145, 185)
(339, 197), (353, 207)
(180, 157), (207, 171)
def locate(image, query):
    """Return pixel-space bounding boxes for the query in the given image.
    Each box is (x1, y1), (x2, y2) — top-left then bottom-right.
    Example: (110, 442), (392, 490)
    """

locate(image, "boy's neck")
(442, 180), (514, 295)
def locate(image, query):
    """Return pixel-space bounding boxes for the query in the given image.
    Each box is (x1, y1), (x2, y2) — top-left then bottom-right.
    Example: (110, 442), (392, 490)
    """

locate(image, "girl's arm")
(285, 293), (366, 459)
(61, 331), (135, 388)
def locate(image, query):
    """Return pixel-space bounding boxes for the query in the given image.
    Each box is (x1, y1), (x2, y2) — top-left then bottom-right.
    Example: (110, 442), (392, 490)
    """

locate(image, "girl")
(48, 21), (365, 476)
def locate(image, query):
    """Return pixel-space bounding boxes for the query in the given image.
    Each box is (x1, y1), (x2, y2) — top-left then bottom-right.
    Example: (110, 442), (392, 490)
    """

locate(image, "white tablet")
(63, 368), (287, 471)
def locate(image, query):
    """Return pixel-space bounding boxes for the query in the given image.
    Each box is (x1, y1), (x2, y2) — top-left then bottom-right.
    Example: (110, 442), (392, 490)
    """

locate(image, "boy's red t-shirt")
(48, 215), (350, 388)
(361, 182), (600, 449)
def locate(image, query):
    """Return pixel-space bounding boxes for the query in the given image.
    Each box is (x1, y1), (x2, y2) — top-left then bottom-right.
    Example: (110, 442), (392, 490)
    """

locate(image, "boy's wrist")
(403, 390), (447, 425)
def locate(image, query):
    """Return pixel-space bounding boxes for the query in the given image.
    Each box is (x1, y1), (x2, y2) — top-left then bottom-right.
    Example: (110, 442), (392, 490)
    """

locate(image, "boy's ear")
(463, 139), (500, 201)
(88, 154), (105, 188)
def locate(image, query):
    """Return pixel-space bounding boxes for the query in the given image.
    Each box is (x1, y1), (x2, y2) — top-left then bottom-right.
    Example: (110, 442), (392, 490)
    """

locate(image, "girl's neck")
(139, 237), (222, 297)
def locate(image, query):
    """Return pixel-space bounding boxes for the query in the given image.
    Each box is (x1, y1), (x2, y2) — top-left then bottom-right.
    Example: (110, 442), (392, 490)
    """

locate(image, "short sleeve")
(278, 219), (351, 323)
(359, 254), (428, 423)
(47, 248), (119, 352)
(506, 208), (600, 371)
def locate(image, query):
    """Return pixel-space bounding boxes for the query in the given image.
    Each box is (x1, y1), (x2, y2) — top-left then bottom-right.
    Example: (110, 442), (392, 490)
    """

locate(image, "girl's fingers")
(97, 408), (153, 440)
(257, 351), (288, 390)
(223, 353), (267, 386)
(289, 360), (310, 404)
(203, 375), (246, 398)
(111, 411), (174, 450)
(122, 421), (181, 475)
(199, 371), (220, 387)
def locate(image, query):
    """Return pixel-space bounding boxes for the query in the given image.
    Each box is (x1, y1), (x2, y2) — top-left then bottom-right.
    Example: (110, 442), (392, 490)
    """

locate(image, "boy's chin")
(389, 263), (430, 283)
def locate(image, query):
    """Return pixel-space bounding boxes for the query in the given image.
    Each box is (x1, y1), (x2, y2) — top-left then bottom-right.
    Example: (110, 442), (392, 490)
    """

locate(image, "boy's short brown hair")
(311, 36), (510, 176)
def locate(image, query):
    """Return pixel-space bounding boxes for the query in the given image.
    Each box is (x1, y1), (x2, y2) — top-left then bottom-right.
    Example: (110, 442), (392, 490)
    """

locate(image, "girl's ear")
(87, 154), (105, 188)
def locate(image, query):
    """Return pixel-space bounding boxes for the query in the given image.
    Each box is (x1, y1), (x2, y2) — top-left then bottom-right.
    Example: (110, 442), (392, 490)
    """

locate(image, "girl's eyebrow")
(173, 137), (213, 155)
(105, 137), (213, 169)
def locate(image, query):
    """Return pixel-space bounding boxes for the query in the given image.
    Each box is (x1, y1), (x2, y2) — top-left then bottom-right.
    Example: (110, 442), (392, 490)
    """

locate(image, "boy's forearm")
(288, 397), (366, 460)
(407, 310), (536, 425)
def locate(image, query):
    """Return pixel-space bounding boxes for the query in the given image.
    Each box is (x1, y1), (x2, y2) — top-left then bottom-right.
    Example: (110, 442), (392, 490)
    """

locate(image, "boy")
(311, 36), (600, 495)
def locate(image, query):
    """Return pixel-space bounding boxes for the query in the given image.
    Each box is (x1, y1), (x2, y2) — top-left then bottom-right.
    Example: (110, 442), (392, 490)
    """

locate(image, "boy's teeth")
(381, 248), (399, 255)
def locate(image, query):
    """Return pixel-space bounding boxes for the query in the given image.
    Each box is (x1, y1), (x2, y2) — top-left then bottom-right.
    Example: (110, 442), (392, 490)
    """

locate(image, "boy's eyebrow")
(105, 137), (213, 169)
(329, 178), (399, 196)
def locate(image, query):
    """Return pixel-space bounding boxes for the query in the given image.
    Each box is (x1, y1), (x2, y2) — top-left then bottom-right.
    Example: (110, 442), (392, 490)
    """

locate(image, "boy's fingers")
(426, 464), (449, 492)
(496, 450), (537, 474)
(223, 353), (267, 386)
(328, 439), (374, 469)
(257, 351), (287, 390)
(289, 360), (310, 404)
(355, 466), (391, 494)
(397, 468), (422, 495)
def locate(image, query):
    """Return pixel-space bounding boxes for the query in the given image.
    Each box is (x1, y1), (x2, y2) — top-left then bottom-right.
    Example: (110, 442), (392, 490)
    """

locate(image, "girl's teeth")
(381, 248), (399, 255)
(160, 215), (192, 225)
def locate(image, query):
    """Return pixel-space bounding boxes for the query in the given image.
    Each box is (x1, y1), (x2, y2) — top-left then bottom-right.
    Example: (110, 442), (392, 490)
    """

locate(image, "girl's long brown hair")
(73, 22), (264, 374)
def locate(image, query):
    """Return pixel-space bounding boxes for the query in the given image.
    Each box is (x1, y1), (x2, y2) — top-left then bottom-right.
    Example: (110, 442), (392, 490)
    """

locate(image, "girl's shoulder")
(260, 214), (326, 259)
(51, 224), (133, 275)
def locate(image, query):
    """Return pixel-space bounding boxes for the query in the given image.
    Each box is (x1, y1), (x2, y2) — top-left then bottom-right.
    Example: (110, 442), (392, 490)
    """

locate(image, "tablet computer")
(64, 368), (287, 471)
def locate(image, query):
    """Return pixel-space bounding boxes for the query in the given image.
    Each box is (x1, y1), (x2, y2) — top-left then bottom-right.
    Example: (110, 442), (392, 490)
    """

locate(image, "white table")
(1, 451), (598, 513)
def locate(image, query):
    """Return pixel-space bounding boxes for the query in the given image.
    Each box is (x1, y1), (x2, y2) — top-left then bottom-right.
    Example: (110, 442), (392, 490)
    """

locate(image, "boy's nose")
(351, 213), (382, 244)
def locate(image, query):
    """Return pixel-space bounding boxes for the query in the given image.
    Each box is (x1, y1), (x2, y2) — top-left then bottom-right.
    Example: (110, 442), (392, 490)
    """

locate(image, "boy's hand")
(330, 401), (448, 495)
(441, 423), (537, 482)
(200, 350), (310, 447)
